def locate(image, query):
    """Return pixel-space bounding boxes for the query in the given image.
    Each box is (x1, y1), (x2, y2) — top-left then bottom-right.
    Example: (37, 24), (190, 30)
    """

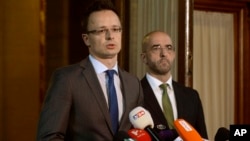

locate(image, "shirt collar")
(146, 73), (173, 90)
(89, 55), (118, 74)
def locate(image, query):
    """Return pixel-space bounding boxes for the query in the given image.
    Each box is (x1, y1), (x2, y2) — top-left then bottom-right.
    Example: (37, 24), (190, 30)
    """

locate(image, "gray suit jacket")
(36, 58), (144, 141)
(141, 76), (208, 139)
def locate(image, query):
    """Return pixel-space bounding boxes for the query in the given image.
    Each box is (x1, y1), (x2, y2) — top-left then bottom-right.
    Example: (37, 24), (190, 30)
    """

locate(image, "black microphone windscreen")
(158, 129), (179, 141)
(214, 127), (230, 141)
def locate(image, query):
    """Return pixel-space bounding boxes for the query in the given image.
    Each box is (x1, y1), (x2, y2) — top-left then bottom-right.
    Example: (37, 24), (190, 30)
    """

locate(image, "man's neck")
(148, 72), (171, 83)
(91, 54), (117, 69)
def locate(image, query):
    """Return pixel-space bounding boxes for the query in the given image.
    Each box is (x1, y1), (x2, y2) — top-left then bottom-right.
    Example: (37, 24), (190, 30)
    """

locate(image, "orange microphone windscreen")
(174, 119), (203, 141)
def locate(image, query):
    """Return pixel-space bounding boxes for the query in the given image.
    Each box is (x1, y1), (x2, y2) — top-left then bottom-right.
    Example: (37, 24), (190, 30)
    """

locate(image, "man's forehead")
(149, 36), (172, 45)
(88, 10), (120, 22)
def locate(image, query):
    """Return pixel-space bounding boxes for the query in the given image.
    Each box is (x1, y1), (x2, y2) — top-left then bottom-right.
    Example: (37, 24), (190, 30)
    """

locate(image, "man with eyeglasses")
(36, 0), (143, 141)
(140, 31), (208, 140)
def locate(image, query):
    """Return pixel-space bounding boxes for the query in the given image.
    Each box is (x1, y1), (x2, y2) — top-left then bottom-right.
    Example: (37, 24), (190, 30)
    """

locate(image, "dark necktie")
(160, 83), (174, 129)
(106, 70), (119, 133)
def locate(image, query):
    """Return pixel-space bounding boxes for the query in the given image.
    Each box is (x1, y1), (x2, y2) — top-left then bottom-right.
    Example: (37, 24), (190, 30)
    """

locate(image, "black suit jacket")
(141, 76), (208, 139)
(36, 58), (144, 141)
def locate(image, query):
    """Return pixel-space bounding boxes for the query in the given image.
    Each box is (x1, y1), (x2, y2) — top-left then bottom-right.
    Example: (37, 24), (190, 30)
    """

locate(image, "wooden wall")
(0, 0), (40, 140)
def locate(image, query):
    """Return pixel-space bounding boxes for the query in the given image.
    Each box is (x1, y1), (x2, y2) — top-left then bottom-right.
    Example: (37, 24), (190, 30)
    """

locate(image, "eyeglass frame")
(146, 44), (175, 54)
(86, 27), (122, 35)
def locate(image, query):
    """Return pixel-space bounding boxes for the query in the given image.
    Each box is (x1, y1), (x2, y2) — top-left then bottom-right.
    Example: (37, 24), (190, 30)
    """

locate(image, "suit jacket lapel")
(172, 81), (184, 118)
(117, 68), (128, 129)
(141, 76), (168, 127)
(79, 58), (113, 132)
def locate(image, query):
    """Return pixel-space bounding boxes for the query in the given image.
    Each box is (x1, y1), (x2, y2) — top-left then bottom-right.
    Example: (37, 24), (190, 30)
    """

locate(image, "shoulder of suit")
(52, 61), (85, 77)
(118, 68), (140, 80)
(172, 80), (198, 92)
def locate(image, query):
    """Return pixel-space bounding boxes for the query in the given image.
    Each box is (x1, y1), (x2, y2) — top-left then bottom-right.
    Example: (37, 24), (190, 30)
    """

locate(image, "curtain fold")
(193, 10), (235, 139)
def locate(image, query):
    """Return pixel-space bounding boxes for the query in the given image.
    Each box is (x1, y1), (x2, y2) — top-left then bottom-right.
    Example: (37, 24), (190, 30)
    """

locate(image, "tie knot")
(106, 70), (116, 78)
(159, 83), (168, 90)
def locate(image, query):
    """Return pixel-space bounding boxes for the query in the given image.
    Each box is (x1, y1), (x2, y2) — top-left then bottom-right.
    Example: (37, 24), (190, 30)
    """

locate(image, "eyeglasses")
(86, 27), (122, 35)
(149, 44), (175, 53)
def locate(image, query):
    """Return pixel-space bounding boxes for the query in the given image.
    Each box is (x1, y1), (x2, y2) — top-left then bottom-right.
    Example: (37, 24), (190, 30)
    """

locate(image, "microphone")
(129, 106), (161, 141)
(154, 123), (179, 141)
(128, 128), (152, 141)
(158, 128), (179, 141)
(174, 119), (203, 141)
(113, 131), (136, 141)
(214, 127), (229, 141)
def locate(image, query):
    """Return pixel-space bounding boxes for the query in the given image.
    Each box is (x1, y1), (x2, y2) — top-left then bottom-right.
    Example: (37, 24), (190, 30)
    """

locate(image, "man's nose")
(160, 48), (168, 56)
(105, 30), (114, 40)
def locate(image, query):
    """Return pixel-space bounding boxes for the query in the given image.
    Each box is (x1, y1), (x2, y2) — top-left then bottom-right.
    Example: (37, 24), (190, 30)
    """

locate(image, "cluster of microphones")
(113, 106), (230, 141)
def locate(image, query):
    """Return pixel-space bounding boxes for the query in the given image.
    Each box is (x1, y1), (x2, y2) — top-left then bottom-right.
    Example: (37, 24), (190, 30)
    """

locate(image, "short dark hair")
(81, 0), (120, 33)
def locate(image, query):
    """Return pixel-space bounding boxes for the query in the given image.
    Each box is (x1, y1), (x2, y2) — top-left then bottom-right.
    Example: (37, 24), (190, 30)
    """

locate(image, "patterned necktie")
(106, 70), (119, 133)
(159, 83), (174, 129)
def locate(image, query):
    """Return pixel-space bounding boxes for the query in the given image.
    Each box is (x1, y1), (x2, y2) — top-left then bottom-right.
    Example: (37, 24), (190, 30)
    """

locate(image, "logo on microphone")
(128, 128), (152, 141)
(130, 129), (146, 136)
(179, 120), (192, 132)
(132, 110), (145, 120)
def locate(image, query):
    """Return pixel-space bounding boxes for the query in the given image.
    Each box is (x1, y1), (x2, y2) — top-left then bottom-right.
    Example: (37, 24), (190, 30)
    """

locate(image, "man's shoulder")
(172, 80), (198, 93)
(118, 69), (142, 87)
(119, 68), (137, 78)
(54, 62), (81, 72)
(52, 58), (90, 76)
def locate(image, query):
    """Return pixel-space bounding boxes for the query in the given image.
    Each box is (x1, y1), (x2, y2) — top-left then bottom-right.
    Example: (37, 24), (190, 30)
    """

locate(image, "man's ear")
(82, 34), (90, 46)
(141, 53), (147, 64)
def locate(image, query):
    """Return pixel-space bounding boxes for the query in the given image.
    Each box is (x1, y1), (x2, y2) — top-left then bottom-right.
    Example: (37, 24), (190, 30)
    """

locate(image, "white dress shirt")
(146, 73), (178, 120)
(89, 55), (123, 121)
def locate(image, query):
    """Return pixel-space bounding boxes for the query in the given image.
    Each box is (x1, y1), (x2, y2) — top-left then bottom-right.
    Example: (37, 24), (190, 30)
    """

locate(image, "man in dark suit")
(36, 1), (143, 141)
(140, 31), (208, 140)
